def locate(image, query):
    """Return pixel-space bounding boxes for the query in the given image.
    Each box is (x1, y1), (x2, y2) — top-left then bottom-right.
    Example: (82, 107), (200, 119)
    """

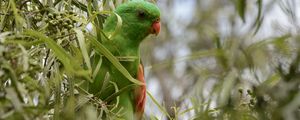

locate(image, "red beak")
(151, 19), (160, 35)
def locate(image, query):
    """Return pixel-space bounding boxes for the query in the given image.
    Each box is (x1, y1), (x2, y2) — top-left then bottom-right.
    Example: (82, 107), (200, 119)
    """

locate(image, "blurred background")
(141, 0), (300, 119)
(1, 0), (300, 119)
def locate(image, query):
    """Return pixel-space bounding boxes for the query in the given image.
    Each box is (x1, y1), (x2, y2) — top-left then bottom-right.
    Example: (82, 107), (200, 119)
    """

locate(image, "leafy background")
(1, 0), (300, 120)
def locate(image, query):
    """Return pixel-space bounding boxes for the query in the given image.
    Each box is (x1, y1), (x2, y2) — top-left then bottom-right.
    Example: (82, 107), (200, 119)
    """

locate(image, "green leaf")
(75, 94), (93, 111)
(252, 0), (263, 35)
(218, 69), (238, 107)
(18, 44), (29, 71)
(9, 0), (26, 31)
(71, 0), (88, 12)
(74, 28), (92, 74)
(53, 68), (62, 120)
(108, 12), (123, 39)
(235, 0), (247, 22)
(4, 39), (44, 47)
(108, 81), (120, 111)
(23, 30), (92, 82)
(2, 63), (24, 103)
(92, 56), (103, 79)
(104, 84), (137, 102)
(261, 73), (281, 88)
(246, 34), (291, 52)
(147, 90), (171, 119)
(87, 34), (144, 85)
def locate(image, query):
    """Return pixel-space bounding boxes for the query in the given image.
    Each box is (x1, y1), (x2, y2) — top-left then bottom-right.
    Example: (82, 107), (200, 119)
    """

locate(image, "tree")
(1, 0), (300, 120)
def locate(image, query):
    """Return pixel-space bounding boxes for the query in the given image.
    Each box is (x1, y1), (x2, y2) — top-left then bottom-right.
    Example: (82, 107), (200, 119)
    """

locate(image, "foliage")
(0, 0), (300, 120)
(145, 0), (300, 120)
(0, 0), (126, 119)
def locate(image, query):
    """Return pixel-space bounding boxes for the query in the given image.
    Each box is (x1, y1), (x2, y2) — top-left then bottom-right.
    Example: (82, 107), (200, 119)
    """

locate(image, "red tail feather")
(135, 64), (146, 120)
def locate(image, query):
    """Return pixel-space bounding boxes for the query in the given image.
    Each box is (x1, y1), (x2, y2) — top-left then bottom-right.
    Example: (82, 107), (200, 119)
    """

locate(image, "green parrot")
(89, 0), (160, 119)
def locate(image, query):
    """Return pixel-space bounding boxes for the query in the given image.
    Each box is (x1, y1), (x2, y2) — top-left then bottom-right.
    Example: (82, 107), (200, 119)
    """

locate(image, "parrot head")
(104, 0), (161, 41)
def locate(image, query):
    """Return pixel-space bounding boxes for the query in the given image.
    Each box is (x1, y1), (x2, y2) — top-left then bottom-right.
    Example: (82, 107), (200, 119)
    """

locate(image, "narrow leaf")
(74, 28), (92, 74)
(235, 0), (247, 22)
(88, 34), (144, 85)
(23, 30), (92, 82)
(108, 12), (122, 39)
(147, 90), (171, 119)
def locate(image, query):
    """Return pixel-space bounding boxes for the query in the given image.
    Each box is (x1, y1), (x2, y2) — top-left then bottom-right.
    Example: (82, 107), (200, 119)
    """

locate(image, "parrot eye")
(137, 10), (146, 19)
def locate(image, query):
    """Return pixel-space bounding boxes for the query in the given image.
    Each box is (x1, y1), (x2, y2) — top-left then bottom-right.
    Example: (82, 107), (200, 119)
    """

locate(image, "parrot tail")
(135, 64), (146, 120)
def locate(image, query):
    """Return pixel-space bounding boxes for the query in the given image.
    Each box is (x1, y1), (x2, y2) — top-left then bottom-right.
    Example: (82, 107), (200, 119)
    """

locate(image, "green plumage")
(89, 0), (160, 119)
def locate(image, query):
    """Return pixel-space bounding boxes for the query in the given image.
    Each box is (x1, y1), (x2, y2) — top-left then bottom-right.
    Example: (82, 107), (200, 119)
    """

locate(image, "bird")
(88, 0), (160, 119)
